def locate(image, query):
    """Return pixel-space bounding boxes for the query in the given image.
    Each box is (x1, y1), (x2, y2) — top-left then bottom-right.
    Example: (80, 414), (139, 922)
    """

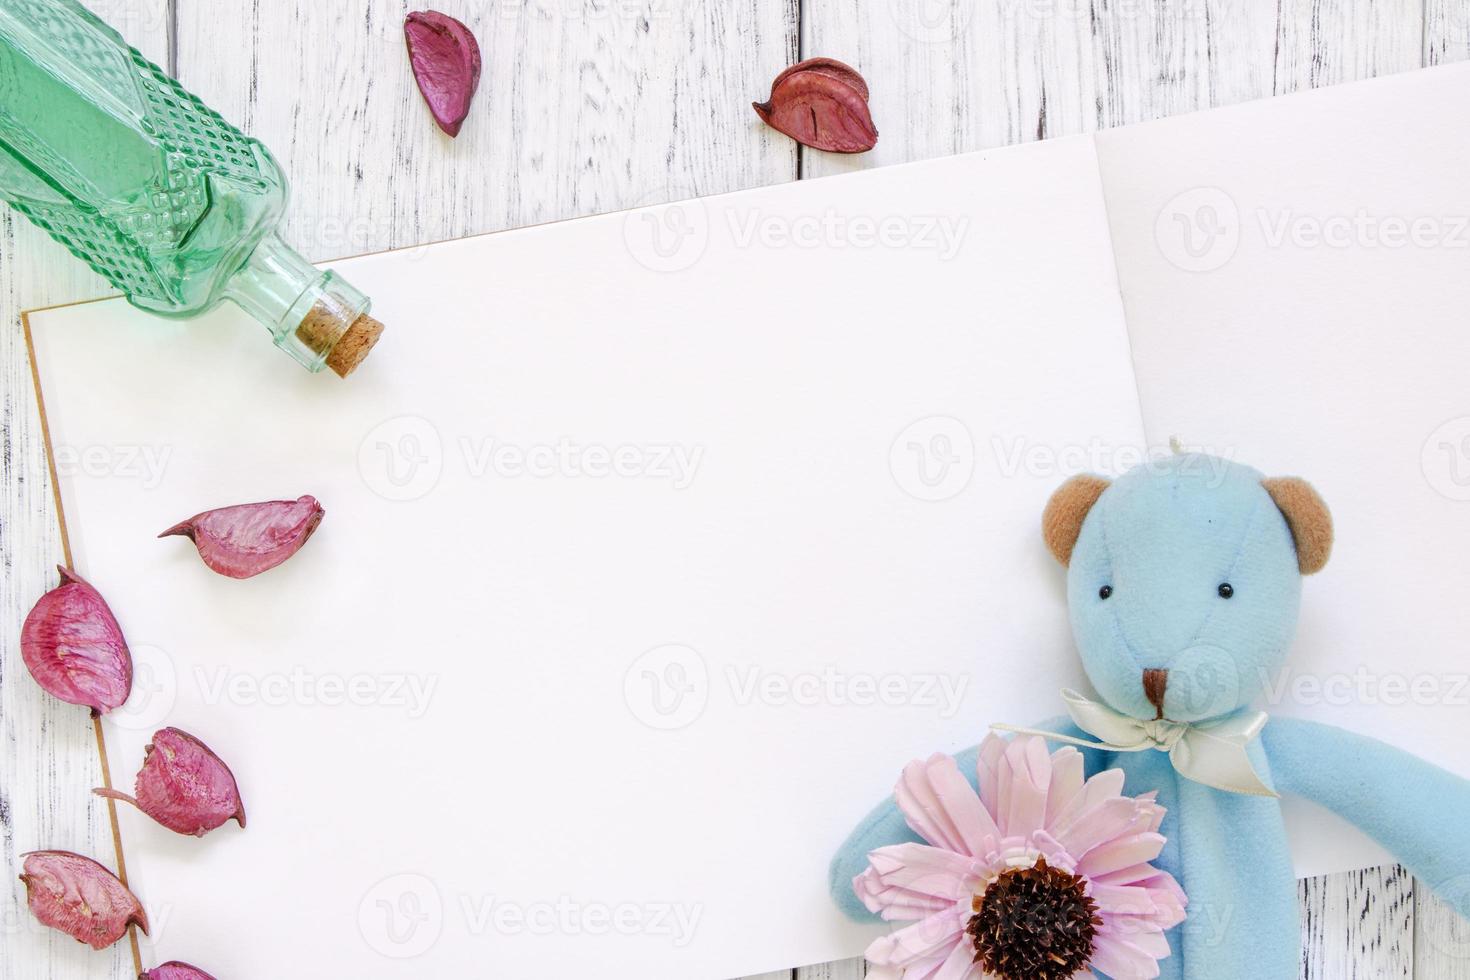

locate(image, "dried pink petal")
(405, 10), (482, 137)
(770, 56), (869, 102)
(21, 567), (133, 714)
(160, 494), (324, 579)
(96, 727), (246, 837)
(753, 57), (878, 154)
(140, 962), (218, 980)
(19, 850), (148, 950)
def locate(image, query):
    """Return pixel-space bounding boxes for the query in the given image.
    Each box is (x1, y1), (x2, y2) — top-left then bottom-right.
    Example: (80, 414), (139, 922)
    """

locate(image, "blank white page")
(1100, 63), (1470, 876)
(29, 133), (1141, 978)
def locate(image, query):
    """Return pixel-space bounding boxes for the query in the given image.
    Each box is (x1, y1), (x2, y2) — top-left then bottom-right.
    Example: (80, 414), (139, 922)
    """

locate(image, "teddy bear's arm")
(828, 715), (1095, 922)
(1262, 716), (1470, 918)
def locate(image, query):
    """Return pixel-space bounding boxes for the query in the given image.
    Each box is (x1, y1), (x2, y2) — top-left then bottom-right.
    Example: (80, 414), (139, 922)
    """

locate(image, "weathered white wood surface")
(1, 1), (1468, 978)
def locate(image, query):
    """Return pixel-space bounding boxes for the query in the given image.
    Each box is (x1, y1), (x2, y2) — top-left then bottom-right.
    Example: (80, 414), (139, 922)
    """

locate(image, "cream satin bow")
(994, 689), (1279, 798)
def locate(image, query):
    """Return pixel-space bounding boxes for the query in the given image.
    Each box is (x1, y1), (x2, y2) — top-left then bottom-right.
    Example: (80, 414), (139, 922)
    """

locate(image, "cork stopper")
(294, 303), (384, 378)
(325, 313), (384, 378)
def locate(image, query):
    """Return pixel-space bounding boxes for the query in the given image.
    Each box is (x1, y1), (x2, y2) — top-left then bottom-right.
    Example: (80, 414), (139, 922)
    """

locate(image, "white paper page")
(29, 134), (1143, 978)
(1098, 63), (1470, 878)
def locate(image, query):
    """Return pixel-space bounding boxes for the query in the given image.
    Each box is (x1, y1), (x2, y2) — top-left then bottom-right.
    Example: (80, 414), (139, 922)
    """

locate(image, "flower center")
(967, 857), (1101, 980)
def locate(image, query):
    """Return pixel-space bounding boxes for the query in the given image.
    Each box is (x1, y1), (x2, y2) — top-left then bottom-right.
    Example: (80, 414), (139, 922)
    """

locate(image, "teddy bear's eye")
(1218, 583), (1234, 599)
(1098, 585), (1113, 600)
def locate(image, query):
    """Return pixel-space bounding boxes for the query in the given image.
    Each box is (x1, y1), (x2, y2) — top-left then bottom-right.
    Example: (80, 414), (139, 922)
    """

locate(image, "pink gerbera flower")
(854, 734), (1186, 980)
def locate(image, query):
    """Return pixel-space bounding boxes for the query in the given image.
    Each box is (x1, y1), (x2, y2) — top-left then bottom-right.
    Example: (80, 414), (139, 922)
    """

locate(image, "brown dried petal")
(405, 10), (482, 137)
(141, 962), (218, 980)
(20, 567), (133, 714)
(753, 57), (877, 153)
(20, 851), (148, 950)
(96, 728), (246, 837)
(160, 495), (324, 579)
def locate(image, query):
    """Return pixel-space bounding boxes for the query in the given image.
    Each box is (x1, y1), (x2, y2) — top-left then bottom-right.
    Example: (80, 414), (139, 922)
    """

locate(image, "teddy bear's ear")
(1042, 475), (1111, 566)
(1262, 477), (1333, 575)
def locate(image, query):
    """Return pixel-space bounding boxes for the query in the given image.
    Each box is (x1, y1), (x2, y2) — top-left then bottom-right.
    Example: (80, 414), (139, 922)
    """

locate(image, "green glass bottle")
(0, 0), (382, 376)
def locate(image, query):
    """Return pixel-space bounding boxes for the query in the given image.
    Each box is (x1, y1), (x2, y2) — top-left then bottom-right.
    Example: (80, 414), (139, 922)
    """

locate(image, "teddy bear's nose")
(1142, 668), (1169, 720)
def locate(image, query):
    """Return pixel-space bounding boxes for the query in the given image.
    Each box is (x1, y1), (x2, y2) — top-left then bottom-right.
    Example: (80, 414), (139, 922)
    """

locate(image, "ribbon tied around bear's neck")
(994, 689), (1279, 798)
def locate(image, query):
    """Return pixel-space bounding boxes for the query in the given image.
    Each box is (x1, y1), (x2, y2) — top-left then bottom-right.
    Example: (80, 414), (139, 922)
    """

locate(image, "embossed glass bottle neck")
(224, 231), (373, 374)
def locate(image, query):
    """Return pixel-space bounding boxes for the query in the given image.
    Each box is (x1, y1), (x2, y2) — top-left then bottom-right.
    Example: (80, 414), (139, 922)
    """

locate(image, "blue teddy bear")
(831, 453), (1470, 979)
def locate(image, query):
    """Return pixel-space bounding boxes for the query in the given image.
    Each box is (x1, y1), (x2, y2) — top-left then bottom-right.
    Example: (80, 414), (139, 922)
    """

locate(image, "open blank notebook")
(25, 63), (1470, 979)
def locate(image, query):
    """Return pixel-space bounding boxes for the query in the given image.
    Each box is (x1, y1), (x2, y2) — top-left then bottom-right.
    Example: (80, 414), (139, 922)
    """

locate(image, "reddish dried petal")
(97, 728), (246, 837)
(769, 57), (869, 102)
(21, 567), (133, 714)
(20, 851), (148, 950)
(754, 57), (878, 153)
(141, 962), (218, 980)
(160, 495), (324, 579)
(405, 10), (482, 137)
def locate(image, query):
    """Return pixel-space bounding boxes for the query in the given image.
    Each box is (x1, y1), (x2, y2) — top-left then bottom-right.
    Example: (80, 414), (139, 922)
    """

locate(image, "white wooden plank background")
(1, 1), (1468, 978)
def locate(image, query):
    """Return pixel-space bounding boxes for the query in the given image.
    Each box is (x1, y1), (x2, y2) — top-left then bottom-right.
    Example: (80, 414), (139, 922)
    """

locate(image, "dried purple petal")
(140, 962), (218, 980)
(405, 10), (482, 137)
(753, 57), (878, 154)
(160, 495), (324, 579)
(21, 567), (133, 714)
(20, 850), (148, 950)
(96, 727), (246, 837)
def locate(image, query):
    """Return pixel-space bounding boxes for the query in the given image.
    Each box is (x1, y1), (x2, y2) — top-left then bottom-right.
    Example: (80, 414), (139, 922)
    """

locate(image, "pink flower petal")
(922, 754), (998, 855)
(142, 964), (218, 980)
(1078, 831), (1167, 878)
(1047, 768), (1126, 835)
(1089, 931), (1169, 980)
(866, 843), (979, 901)
(1056, 797), (1145, 857)
(1045, 745), (1086, 825)
(853, 867), (952, 920)
(974, 734), (1006, 812)
(404, 11), (482, 137)
(1093, 862), (1164, 886)
(1001, 736), (1052, 839)
(1091, 882), (1164, 919)
(863, 906), (968, 966)
(929, 938), (985, 980)
(895, 755), (968, 853)
(20, 567), (132, 714)
(161, 495), (324, 579)
(19, 851), (147, 950)
(96, 728), (245, 837)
